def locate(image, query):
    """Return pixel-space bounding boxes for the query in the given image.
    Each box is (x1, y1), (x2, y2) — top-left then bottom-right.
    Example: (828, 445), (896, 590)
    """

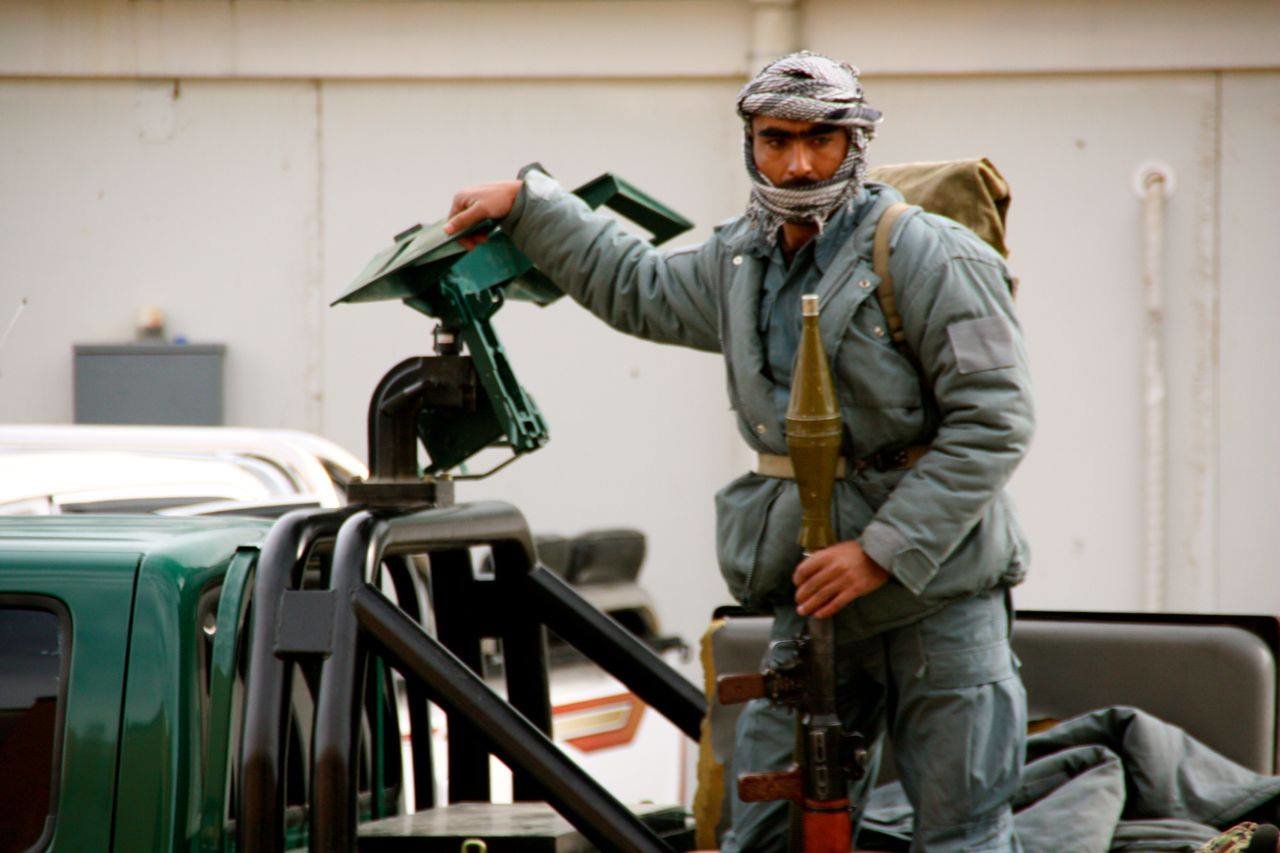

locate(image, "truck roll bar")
(309, 502), (670, 852)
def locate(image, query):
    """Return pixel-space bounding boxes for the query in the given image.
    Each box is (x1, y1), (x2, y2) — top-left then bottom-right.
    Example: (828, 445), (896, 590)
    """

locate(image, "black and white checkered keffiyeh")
(736, 51), (882, 239)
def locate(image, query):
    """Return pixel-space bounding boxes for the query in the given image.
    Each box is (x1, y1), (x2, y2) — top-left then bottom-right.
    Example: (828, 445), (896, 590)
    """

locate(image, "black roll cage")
(237, 356), (707, 852)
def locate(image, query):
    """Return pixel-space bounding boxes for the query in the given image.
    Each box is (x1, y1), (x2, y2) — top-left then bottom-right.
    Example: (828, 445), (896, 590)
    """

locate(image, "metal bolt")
(1132, 160), (1177, 199)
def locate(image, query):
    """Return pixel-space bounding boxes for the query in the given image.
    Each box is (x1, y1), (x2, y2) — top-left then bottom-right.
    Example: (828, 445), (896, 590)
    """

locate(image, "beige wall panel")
(0, 79), (320, 429)
(805, 0), (1280, 75)
(1217, 72), (1280, 612)
(861, 72), (1217, 611)
(0, 0), (751, 79)
(4, 0), (1275, 80)
(319, 78), (750, 653)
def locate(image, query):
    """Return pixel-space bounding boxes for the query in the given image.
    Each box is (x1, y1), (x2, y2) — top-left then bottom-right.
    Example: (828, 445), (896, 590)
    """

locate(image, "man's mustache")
(778, 178), (820, 189)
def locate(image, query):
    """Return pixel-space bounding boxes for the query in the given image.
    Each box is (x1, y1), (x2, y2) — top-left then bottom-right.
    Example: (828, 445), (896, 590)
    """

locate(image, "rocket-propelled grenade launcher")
(717, 294), (868, 853)
(332, 165), (692, 490)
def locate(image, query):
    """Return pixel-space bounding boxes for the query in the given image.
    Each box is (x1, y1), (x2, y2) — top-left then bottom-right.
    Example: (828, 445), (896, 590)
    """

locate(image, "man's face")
(750, 116), (850, 188)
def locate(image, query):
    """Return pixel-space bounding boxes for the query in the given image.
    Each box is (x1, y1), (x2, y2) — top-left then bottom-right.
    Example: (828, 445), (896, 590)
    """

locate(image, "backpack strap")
(872, 201), (912, 354)
(871, 201), (939, 427)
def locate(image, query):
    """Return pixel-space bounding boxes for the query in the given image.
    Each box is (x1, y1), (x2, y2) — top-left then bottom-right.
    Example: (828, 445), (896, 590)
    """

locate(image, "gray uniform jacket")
(503, 169), (1035, 639)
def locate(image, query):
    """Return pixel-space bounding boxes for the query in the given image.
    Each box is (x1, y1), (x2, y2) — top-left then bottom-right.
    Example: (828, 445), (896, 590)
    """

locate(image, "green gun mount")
(333, 165), (693, 505)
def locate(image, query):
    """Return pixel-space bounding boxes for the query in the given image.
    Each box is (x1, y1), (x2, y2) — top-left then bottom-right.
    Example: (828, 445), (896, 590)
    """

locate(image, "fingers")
(447, 191), (474, 220)
(794, 563), (847, 615)
(797, 578), (845, 617)
(443, 181), (522, 246)
(811, 585), (860, 619)
(792, 549), (835, 586)
(793, 560), (844, 601)
(796, 570), (858, 618)
(444, 194), (488, 237)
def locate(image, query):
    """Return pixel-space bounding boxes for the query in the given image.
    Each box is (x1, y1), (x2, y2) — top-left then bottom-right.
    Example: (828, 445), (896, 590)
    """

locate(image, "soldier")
(444, 52), (1034, 852)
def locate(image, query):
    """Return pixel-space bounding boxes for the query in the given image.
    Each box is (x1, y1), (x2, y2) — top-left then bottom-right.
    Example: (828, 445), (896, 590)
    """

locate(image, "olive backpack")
(866, 158), (1016, 368)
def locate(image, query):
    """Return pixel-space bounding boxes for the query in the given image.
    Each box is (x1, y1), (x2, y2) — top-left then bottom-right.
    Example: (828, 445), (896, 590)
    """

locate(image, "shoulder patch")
(947, 316), (1016, 375)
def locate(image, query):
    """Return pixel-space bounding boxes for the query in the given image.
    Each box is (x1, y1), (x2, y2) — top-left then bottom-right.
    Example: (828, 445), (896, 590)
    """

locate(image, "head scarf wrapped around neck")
(736, 51), (882, 240)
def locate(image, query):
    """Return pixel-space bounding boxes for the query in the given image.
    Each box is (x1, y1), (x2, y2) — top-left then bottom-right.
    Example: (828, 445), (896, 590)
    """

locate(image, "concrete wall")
(1, 0), (1278, 652)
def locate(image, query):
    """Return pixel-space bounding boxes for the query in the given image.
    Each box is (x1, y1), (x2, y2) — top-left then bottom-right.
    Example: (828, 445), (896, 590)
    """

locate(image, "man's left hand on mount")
(793, 541), (890, 618)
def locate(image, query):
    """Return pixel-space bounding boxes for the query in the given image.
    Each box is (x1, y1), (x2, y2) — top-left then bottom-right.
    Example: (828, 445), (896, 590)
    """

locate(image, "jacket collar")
(843, 182), (904, 262)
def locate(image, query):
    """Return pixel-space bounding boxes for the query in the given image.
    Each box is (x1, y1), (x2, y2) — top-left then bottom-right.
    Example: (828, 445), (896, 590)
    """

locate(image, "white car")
(0, 449), (291, 514)
(0, 424), (365, 509)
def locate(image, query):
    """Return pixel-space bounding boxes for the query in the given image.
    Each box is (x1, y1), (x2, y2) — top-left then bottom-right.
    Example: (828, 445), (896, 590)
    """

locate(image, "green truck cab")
(0, 515), (401, 852)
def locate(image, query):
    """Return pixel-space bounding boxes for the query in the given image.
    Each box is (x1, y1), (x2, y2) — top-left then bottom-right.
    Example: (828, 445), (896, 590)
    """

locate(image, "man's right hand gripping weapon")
(716, 294), (870, 853)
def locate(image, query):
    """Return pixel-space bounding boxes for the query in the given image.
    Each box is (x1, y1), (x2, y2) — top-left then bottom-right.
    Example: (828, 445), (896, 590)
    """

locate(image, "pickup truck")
(0, 513), (698, 852)
(0, 515), (320, 851)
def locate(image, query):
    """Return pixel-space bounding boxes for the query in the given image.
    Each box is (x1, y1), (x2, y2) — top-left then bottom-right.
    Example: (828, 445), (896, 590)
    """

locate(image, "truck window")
(0, 601), (69, 852)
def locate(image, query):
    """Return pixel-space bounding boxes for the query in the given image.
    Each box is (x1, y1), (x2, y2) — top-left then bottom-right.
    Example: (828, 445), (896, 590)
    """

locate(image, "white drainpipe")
(1135, 162), (1175, 611)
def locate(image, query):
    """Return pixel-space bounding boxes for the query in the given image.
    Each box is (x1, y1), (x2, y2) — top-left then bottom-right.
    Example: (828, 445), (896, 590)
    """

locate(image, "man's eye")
(812, 135), (833, 147)
(764, 139), (785, 150)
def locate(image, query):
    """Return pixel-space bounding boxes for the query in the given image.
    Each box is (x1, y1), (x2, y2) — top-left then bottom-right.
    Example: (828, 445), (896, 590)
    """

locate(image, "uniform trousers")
(720, 587), (1026, 852)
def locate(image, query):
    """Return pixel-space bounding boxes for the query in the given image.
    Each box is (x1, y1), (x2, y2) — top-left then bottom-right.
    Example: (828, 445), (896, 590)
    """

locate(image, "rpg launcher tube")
(788, 293), (853, 853)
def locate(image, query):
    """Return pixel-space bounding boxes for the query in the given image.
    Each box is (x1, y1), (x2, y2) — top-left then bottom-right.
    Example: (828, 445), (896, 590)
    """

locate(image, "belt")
(756, 445), (930, 479)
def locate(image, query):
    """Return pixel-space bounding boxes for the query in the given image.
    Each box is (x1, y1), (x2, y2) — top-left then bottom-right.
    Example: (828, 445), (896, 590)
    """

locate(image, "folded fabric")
(860, 706), (1280, 853)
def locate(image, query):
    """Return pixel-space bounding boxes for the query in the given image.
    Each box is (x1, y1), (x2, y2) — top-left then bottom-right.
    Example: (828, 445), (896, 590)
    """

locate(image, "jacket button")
(873, 325), (885, 337)
(858, 278), (872, 289)
(733, 255), (743, 266)
(755, 423), (767, 435)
